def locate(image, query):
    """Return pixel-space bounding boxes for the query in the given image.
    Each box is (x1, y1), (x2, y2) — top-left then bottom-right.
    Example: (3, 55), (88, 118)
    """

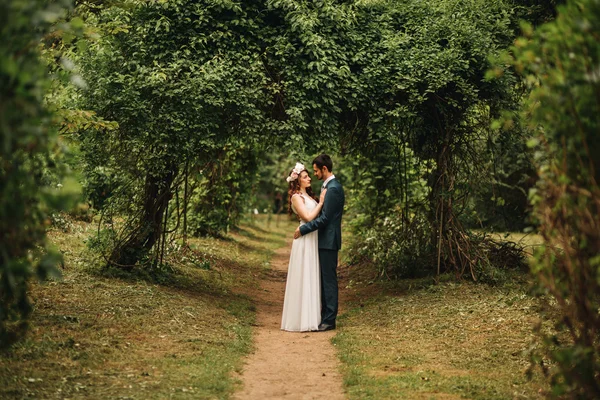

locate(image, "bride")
(281, 163), (326, 332)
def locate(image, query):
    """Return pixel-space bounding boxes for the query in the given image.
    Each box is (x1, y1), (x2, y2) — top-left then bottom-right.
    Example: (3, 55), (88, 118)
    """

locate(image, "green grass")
(334, 226), (552, 399)
(0, 214), (296, 399)
(3, 214), (551, 399)
(334, 277), (550, 399)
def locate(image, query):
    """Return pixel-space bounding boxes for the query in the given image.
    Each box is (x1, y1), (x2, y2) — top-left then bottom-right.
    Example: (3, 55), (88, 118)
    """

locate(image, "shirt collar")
(322, 175), (335, 188)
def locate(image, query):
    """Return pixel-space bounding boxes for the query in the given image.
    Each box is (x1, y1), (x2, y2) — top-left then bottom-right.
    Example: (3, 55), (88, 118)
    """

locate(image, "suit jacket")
(299, 178), (344, 250)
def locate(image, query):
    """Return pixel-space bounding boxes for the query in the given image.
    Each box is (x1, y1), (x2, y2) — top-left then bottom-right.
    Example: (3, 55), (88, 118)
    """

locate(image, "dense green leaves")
(336, 0), (525, 279)
(71, 0), (534, 278)
(510, 0), (600, 396)
(76, 0), (278, 266)
(0, 0), (72, 348)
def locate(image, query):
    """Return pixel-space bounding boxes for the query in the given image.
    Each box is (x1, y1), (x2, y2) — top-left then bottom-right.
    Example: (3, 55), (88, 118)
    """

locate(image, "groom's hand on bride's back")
(294, 226), (301, 239)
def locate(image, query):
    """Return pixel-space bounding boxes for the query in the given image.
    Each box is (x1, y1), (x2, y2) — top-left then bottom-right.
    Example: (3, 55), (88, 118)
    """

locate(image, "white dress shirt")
(322, 174), (336, 189)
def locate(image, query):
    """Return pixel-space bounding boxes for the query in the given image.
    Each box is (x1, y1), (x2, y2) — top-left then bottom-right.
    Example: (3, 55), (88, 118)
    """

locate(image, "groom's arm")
(299, 186), (342, 236)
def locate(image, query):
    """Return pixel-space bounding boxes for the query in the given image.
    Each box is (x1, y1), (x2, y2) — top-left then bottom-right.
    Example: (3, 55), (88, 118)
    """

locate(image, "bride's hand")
(319, 189), (327, 204)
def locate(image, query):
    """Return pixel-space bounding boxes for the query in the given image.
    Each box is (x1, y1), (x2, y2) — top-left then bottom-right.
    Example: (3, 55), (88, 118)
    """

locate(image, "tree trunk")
(431, 138), (453, 277)
(431, 135), (478, 281)
(109, 165), (178, 268)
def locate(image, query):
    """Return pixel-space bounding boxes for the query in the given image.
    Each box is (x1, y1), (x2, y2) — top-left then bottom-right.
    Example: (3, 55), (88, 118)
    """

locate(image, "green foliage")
(73, 0), (365, 265)
(342, 0), (516, 148)
(186, 142), (262, 236)
(0, 0), (74, 348)
(510, 0), (564, 27)
(76, 0), (274, 266)
(68, 0), (535, 278)
(253, 152), (299, 214)
(341, 139), (429, 233)
(510, 0), (600, 396)
(469, 125), (535, 231)
(340, 0), (525, 279)
(264, 0), (355, 147)
(350, 210), (435, 279)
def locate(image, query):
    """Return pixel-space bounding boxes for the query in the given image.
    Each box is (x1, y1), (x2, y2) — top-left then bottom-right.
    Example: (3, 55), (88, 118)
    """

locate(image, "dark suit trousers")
(319, 249), (338, 325)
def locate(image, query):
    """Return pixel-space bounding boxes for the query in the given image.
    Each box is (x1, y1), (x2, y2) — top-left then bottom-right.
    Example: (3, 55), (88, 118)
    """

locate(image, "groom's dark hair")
(313, 154), (333, 172)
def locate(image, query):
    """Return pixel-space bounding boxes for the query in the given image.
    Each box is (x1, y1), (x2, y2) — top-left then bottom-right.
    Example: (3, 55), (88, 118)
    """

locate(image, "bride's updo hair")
(287, 169), (318, 215)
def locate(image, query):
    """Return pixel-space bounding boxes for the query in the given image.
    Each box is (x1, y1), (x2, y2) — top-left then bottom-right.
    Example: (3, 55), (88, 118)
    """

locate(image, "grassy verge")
(334, 232), (550, 399)
(0, 214), (294, 399)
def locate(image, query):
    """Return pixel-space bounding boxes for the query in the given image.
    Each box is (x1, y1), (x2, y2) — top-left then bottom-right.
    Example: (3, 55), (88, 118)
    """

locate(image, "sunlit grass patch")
(334, 280), (549, 399)
(0, 214), (294, 399)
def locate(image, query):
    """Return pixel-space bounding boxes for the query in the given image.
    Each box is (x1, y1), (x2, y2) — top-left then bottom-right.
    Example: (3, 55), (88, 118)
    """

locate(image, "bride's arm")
(291, 194), (324, 222)
(305, 195), (325, 221)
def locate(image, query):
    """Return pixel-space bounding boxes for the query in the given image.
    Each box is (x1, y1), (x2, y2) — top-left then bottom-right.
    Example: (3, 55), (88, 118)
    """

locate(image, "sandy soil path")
(233, 239), (346, 400)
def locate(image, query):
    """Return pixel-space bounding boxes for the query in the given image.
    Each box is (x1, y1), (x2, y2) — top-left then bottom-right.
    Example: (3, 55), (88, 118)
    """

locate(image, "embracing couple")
(281, 154), (345, 332)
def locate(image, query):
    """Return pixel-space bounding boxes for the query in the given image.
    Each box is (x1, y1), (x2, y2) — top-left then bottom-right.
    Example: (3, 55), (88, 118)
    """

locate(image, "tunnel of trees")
(1, 0), (597, 396)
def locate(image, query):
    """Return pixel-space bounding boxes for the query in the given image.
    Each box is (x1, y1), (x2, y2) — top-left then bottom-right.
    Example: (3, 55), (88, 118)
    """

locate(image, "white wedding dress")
(281, 194), (321, 332)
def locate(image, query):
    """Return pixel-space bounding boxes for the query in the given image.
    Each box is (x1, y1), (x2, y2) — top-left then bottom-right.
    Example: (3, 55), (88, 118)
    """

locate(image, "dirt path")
(233, 239), (346, 400)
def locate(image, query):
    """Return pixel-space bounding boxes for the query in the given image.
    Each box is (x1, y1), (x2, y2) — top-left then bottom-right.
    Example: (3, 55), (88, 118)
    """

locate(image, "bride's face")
(299, 171), (311, 189)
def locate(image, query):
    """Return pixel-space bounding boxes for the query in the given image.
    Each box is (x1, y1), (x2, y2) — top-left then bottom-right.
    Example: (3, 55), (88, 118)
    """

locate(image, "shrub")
(511, 0), (600, 396)
(350, 210), (436, 280)
(0, 0), (71, 348)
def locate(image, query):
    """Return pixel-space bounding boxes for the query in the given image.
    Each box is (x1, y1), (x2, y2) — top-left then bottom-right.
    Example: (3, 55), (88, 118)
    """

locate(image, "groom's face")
(313, 164), (324, 181)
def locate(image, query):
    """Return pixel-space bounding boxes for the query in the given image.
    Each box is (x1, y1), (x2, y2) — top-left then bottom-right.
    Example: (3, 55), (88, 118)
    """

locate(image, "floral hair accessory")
(286, 162), (305, 183)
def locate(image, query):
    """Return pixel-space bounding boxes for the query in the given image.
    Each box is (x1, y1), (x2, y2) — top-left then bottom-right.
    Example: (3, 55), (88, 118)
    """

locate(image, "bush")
(349, 210), (436, 279)
(0, 0), (72, 348)
(511, 0), (600, 396)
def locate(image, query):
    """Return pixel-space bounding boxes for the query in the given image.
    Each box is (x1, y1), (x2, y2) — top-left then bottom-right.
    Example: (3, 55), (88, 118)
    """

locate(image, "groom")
(294, 154), (345, 332)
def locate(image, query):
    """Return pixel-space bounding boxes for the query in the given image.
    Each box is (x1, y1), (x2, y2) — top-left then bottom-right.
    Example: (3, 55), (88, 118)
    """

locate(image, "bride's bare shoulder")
(291, 193), (305, 202)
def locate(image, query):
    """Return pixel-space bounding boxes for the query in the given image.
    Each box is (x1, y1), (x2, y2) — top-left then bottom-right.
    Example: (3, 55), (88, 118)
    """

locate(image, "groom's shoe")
(318, 323), (335, 332)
